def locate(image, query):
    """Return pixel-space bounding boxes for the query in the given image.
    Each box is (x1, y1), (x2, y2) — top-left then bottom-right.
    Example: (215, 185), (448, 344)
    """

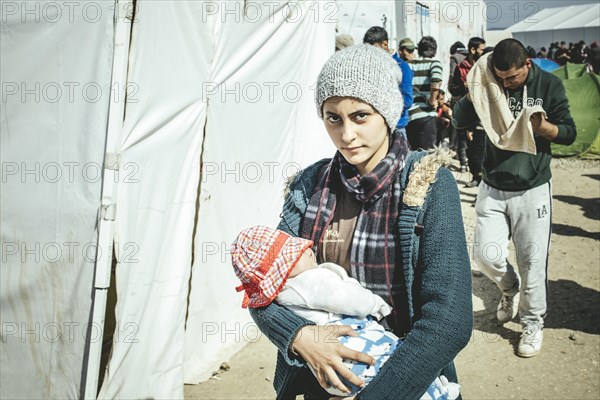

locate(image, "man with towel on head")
(452, 38), (576, 358)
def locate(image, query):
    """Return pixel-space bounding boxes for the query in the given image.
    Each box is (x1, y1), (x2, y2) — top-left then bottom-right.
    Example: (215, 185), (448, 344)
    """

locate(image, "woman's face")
(322, 97), (389, 176)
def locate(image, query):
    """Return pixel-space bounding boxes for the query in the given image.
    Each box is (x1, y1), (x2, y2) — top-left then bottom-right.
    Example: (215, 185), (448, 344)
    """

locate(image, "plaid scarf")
(301, 133), (410, 314)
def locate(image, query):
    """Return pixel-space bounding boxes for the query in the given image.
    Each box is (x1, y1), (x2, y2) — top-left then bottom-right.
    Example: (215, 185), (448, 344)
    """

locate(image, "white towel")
(466, 52), (543, 155)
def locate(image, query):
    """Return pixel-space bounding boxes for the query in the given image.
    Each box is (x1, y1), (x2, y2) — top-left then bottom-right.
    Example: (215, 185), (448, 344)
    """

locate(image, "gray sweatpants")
(473, 181), (552, 327)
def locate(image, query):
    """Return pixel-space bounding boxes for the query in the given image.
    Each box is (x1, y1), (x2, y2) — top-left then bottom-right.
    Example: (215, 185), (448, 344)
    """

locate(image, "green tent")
(551, 62), (588, 80)
(551, 63), (600, 158)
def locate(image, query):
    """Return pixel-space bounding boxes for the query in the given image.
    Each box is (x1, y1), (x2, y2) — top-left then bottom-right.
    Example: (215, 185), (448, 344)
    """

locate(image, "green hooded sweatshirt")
(452, 62), (577, 191)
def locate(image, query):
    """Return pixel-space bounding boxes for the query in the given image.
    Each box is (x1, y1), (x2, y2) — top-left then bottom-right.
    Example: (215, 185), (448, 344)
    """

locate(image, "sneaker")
(496, 294), (516, 323)
(419, 375), (461, 400)
(518, 325), (543, 357)
(440, 375), (461, 400)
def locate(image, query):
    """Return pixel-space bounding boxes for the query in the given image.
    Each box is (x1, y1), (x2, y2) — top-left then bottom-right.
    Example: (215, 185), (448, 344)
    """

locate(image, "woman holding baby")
(241, 44), (473, 400)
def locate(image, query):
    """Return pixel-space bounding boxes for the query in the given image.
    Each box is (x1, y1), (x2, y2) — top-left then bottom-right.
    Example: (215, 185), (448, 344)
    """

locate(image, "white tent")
(1, 1), (335, 398)
(507, 3), (600, 51)
(484, 29), (513, 47)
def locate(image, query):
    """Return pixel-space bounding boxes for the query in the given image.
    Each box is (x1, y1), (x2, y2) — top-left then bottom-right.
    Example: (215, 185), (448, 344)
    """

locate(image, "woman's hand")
(291, 325), (375, 395)
(330, 396), (355, 400)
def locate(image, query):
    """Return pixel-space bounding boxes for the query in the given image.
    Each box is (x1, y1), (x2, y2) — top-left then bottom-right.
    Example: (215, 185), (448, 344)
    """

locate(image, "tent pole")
(83, 0), (133, 398)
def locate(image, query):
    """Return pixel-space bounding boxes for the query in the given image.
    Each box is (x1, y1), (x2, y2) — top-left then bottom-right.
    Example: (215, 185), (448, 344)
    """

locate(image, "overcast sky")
(485, 0), (599, 30)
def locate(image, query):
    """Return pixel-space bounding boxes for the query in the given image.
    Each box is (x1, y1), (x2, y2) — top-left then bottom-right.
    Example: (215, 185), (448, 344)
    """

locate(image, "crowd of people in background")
(334, 30), (597, 188)
(337, 32), (600, 73)
(534, 41), (589, 64)
(529, 40), (600, 73)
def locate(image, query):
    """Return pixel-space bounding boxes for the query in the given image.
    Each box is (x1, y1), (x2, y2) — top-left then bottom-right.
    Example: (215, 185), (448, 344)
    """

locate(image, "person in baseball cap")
(398, 37), (417, 61)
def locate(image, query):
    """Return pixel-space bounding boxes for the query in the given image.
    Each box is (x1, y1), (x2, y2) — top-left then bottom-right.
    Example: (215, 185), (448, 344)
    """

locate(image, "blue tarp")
(532, 58), (560, 72)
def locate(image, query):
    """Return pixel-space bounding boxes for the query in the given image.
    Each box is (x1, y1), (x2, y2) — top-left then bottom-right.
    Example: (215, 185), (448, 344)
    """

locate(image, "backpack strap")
(398, 148), (456, 329)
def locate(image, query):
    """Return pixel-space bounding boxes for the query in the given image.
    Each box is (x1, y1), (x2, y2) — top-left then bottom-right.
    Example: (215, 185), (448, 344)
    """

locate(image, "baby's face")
(289, 248), (318, 278)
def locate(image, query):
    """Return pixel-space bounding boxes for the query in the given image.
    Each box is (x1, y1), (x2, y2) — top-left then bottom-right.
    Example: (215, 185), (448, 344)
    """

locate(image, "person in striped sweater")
(406, 36), (443, 151)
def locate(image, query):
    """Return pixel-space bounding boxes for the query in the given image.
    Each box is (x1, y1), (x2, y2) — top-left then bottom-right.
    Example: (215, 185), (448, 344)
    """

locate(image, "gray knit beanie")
(315, 44), (403, 130)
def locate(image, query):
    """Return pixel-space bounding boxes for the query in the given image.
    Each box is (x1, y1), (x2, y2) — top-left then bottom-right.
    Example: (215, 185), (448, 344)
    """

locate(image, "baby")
(231, 225), (459, 399)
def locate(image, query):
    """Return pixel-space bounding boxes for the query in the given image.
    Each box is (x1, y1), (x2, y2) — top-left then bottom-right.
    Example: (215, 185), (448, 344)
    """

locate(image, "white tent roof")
(508, 3), (600, 33)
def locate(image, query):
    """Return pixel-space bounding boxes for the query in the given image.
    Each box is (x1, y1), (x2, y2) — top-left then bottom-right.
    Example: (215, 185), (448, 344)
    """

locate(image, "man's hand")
(291, 325), (375, 395)
(530, 112), (559, 140)
(466, 131), (473, 141)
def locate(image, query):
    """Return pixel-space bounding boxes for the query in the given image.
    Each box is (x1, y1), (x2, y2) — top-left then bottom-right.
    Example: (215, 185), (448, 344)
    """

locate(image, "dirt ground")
(185, 158), (600, 400)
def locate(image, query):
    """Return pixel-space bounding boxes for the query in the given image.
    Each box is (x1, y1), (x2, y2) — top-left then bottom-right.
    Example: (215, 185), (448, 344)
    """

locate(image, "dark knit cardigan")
(250, 151), (473, 400)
